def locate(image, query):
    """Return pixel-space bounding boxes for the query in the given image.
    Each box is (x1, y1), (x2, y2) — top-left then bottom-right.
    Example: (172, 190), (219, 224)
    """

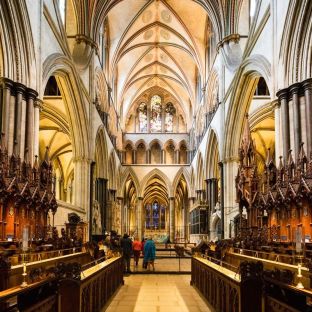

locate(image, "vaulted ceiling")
(106, 0), (209, 128)
(70, 0), (244, 130)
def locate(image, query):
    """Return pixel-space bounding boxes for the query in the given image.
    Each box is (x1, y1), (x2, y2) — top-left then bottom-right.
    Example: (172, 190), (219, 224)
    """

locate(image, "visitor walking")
(143, 237), (156, 271)
(132, 237), (142, 267)
(120, 233), (132, 273)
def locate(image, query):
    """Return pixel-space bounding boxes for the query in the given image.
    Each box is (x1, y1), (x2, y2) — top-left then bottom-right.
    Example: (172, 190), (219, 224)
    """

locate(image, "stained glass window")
(145, 201), (166, 229)
(138, 102), (147, 132)
(165, 102), (175, 132)
(150, 95), (162, 132)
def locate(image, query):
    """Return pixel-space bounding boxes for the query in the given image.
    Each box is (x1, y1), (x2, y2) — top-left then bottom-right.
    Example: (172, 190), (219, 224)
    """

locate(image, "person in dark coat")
(120, 233), (132, 273)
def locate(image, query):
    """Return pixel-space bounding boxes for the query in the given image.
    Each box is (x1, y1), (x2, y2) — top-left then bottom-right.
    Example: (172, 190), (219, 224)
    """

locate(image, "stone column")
(33, 99), (42, 159)
(73, 158), (91, 213)
(211, 178), (218, 209)
(132, 149), (136, 164)
(14, 83), (26, 156)
(277, 88), (290, 161)
(137, 197), (143, 240)
(25, 89), (38, 163)
(169, 197), (175, 242)
(175, 149), (180, 164)
(218, 162), (224, 239)
(303, 78), (312, 157)
(290, 83), (301, 158)
(184, 197), (190, 241)
(161, 149), (166, 164)
(8, 89), (16, 155)
(273, 100), (282, 163)
(146, 149), (151, 164)
(1, 78), (13, 147)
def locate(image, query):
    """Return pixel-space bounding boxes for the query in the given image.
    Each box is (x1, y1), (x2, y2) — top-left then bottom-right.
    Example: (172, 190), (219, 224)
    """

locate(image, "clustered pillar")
(277, 78), (312, 161)
(0, 78), (38, 163)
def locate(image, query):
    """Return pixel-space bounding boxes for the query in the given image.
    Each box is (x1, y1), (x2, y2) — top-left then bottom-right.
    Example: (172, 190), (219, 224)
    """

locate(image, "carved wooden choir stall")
(0, 145), (57, 242)
(235, 114), (312, 246)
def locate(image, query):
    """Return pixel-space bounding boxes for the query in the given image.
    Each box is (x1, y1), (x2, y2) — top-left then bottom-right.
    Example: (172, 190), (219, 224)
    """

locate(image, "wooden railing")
(59, 257), (123, 312)
(191, 256), (263, 312)
(0, 278), (58, 312)
(0, 257), (123, 312)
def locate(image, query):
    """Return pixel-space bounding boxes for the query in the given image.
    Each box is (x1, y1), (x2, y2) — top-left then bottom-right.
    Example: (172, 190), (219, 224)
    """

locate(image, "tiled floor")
(102, 274), (214, 312)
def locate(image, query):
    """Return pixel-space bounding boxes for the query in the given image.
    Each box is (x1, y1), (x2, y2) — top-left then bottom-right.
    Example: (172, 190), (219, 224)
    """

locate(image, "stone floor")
(102, 274), (214, 312)
(131, 257), (191, 273)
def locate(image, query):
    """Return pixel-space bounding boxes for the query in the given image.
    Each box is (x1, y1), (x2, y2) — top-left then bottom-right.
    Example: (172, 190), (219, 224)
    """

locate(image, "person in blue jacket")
(143, 237), (156, 271)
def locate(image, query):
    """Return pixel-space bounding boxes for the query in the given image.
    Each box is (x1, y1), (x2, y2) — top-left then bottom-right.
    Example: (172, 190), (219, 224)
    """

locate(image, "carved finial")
(278, 156), (284, 170)
(0, 133), (6, 150)
(266, 148), (272, 166)
(44, 146), (50, 163)
(287, 149), (294, 166)
(298, 142), (306, 161)
(34, 155), (39, 168)
(243, 113), (251, 148)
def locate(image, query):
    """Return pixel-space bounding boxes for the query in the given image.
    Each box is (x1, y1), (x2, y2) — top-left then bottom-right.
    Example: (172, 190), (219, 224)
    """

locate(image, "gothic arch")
(172, 167), (192, 196)
(205, 129), (220, 179)
(95, 126), (108, 179)
(196, 152), (204, 190)
(108, 151), (118, 190)
(95, 68), (109, 112)
(224, 55), (272, 160)
(42, 53), (90, 159)
(139, 169), (172, 198)
(118, 167), (140, 198)
(134, 139), (148, 150)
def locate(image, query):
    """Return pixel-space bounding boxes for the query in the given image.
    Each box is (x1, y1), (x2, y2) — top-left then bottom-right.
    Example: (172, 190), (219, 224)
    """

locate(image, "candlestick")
(296, 263), (304, 289)
(21, 260), (28, 287)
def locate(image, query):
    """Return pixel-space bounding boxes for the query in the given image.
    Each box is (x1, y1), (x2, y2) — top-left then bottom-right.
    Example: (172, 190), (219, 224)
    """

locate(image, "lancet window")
(145, 201), (166, 229)
(134, 95), (178, 133)
(165, 102), (175, 132)
(150, 95), (162, 132)
(138, 102), (148, 132)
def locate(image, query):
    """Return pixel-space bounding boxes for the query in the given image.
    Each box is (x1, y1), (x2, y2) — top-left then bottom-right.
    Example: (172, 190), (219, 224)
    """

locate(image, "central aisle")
(103, 274), (213, 312)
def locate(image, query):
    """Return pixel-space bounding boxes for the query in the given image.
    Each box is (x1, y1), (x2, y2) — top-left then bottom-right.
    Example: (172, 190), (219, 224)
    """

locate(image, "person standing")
(120, 233), (132, 273)
(132, 237), (142, 267)
(144, 237), (156, 271)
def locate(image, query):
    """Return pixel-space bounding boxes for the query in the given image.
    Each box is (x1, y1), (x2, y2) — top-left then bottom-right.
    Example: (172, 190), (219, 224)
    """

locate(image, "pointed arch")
(224, 55), (272, 160)
(172, 167), (191, 196)
(196, 152), (204, 190)
(108, 151), (117, 190)
(95, 126), (108, 179)
(118, 167), (140, 198)
(139, 168), (172, 197)
(205, 129), (220, 179)
(42, 53), (90, 159)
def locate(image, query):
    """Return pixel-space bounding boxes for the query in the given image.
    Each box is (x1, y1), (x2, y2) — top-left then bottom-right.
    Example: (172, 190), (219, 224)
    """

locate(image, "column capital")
(289, 82), (301, 94)
(0, 77), (14, 90)
(302, 78), (312, 91)
(169, 197), (175, 201)
(137, 196), (143, 201)
(26, 88), (38, 100)
(34, 98), (44, 110)
(276, 88), (288, 101)
(271, 99), (280, 109)
(14, 82), (26, 94)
